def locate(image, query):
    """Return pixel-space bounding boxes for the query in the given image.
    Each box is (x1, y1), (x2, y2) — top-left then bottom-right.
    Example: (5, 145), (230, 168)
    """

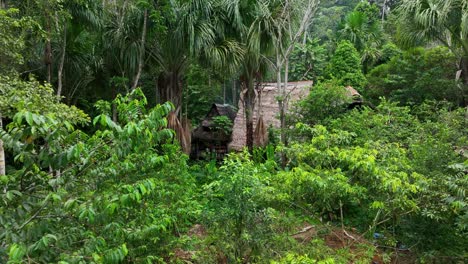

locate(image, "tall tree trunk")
(381, 0), (388, 26)
(460, 57), (468, 106)
(280, 59), (290, 167)
(244, 76), (255, 153)
(461, 57), (468, 86)
(131, 8), (148, 90)
(223, 82), (226, 104)
(158, 71), (183, 111)
(0, 114), (5, 176)
(232, 80), (237, 106)
(45, 14), (52, 83)
(57, 23), (66, 97)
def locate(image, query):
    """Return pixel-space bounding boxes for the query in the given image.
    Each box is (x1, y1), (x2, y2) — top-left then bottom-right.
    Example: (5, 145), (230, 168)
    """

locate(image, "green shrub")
(0, 89), (201, 262)
(326, 40), (367, 90)
(291, 79), (351, 126)
(366, 46), (465, 105)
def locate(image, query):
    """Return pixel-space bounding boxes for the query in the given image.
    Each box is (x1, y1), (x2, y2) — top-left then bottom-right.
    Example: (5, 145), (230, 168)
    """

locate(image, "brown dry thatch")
(229, 81), (313, 151)
(254, 116), (268, 147)
(191, 104), (236, 159)
(192, 104), (236, 142)
(167, 112), (191, 154)
(181, 117), (192, 150)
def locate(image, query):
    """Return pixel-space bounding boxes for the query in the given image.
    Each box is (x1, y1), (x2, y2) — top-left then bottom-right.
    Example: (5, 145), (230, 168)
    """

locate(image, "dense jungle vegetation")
(0, 0), (467, 263)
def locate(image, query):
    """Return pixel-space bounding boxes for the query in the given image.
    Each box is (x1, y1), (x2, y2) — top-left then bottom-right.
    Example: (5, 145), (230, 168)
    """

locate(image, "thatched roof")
(345, 86), (363, 102)
(192, 103), (236, 142)
(213, 104), (236, 121)
(201, 104), (236, 127)
(229, 81), (313, 151)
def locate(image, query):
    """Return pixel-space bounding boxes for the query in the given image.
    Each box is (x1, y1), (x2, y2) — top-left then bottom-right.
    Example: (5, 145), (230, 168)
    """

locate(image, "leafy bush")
(291, 79), (352, 126)
(212, 115), (233, 135)
(278, 124), (421, 230)
(322, 101), (468, 257)
(289, 38), (328, 82)
(366, 46), (465, 105)
(326, 40), (367, 90)
(202, 152), (278, 262)
(0, 89), (201, 262)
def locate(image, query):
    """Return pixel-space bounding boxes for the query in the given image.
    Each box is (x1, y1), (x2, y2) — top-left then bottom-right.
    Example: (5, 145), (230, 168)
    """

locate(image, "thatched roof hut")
(345, 86), (364, 109)
(191, 104), (236, 159)
(229, 81), (313, 151)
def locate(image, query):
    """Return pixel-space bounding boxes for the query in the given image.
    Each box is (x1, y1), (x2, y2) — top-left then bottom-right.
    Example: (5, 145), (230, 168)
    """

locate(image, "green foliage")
(396, 0), (468, 52)
(309, 0), (360, 44)
(279, 124), (421, 227)
(1, 0), (467, 262)
(337, 1), (386, 73)
(0, 8), (38, 75)
(0, 90), (201, 262)
(289, 38), (328, 82)
(354, 2), (380, 25)
(203, 152), (277, 262)
(0, 75), (89, 124)
(323, 101), (467, 256)
(184, 64), (223, 124)
(366, 46), (465, 105)
(292, 80), (351, 125)
(212, 115), (233, 135)
(378, 42), (402, 64)
(326, 41), (367, 90)
(272, 253), (336, 264)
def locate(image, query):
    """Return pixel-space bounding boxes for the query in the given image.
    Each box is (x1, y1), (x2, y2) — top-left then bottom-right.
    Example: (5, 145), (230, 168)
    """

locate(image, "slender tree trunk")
(460, 57), (468, 106)
(244, 76), (255, 153)
(57, 23), (67, 97)
(232, 80), (237, 106)
(279, 59), (290, 167)
(381, 0), (388, 26)
(44, 7), (54, 83)
(274, 0), (319, 166)
(0, 114), (5, 176)
(131, 9), (148, 90)
(45, 13), (52, 83)
(461, 57), (468, 86)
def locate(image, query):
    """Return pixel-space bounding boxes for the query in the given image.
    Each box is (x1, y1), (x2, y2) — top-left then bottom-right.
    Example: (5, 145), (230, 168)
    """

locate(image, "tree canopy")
(0, 0), (467, 263)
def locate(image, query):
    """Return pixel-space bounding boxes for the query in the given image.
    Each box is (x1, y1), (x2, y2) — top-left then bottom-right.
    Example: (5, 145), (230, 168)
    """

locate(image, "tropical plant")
(338, 2), (385, 72)
(366, 46), (465, 105)
(291, 79), (351, 126)
(203, 152), (277, 262)
(289, 38), (328, 82)
(326, 40), (367, 90)
(0, 89), (201, 262)
(0, 8), (37, 75)
(397, 0), (468, 86)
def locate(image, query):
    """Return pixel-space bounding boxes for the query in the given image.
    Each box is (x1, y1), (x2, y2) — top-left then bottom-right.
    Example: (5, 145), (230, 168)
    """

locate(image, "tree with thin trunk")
(222, 0), (278, 153)
(272, 0), (320, 165)
(57, 22), (66, 97)
(131, 7), (148, 90)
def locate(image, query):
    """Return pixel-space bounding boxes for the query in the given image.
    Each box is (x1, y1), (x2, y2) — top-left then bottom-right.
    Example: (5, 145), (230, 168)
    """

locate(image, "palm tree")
(339, 10), (384, 72)
(397, 0), (468, 87)
(150, 0), (243, 113)
(222, 0), (278, 152)
(55, 0), (102, 99)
